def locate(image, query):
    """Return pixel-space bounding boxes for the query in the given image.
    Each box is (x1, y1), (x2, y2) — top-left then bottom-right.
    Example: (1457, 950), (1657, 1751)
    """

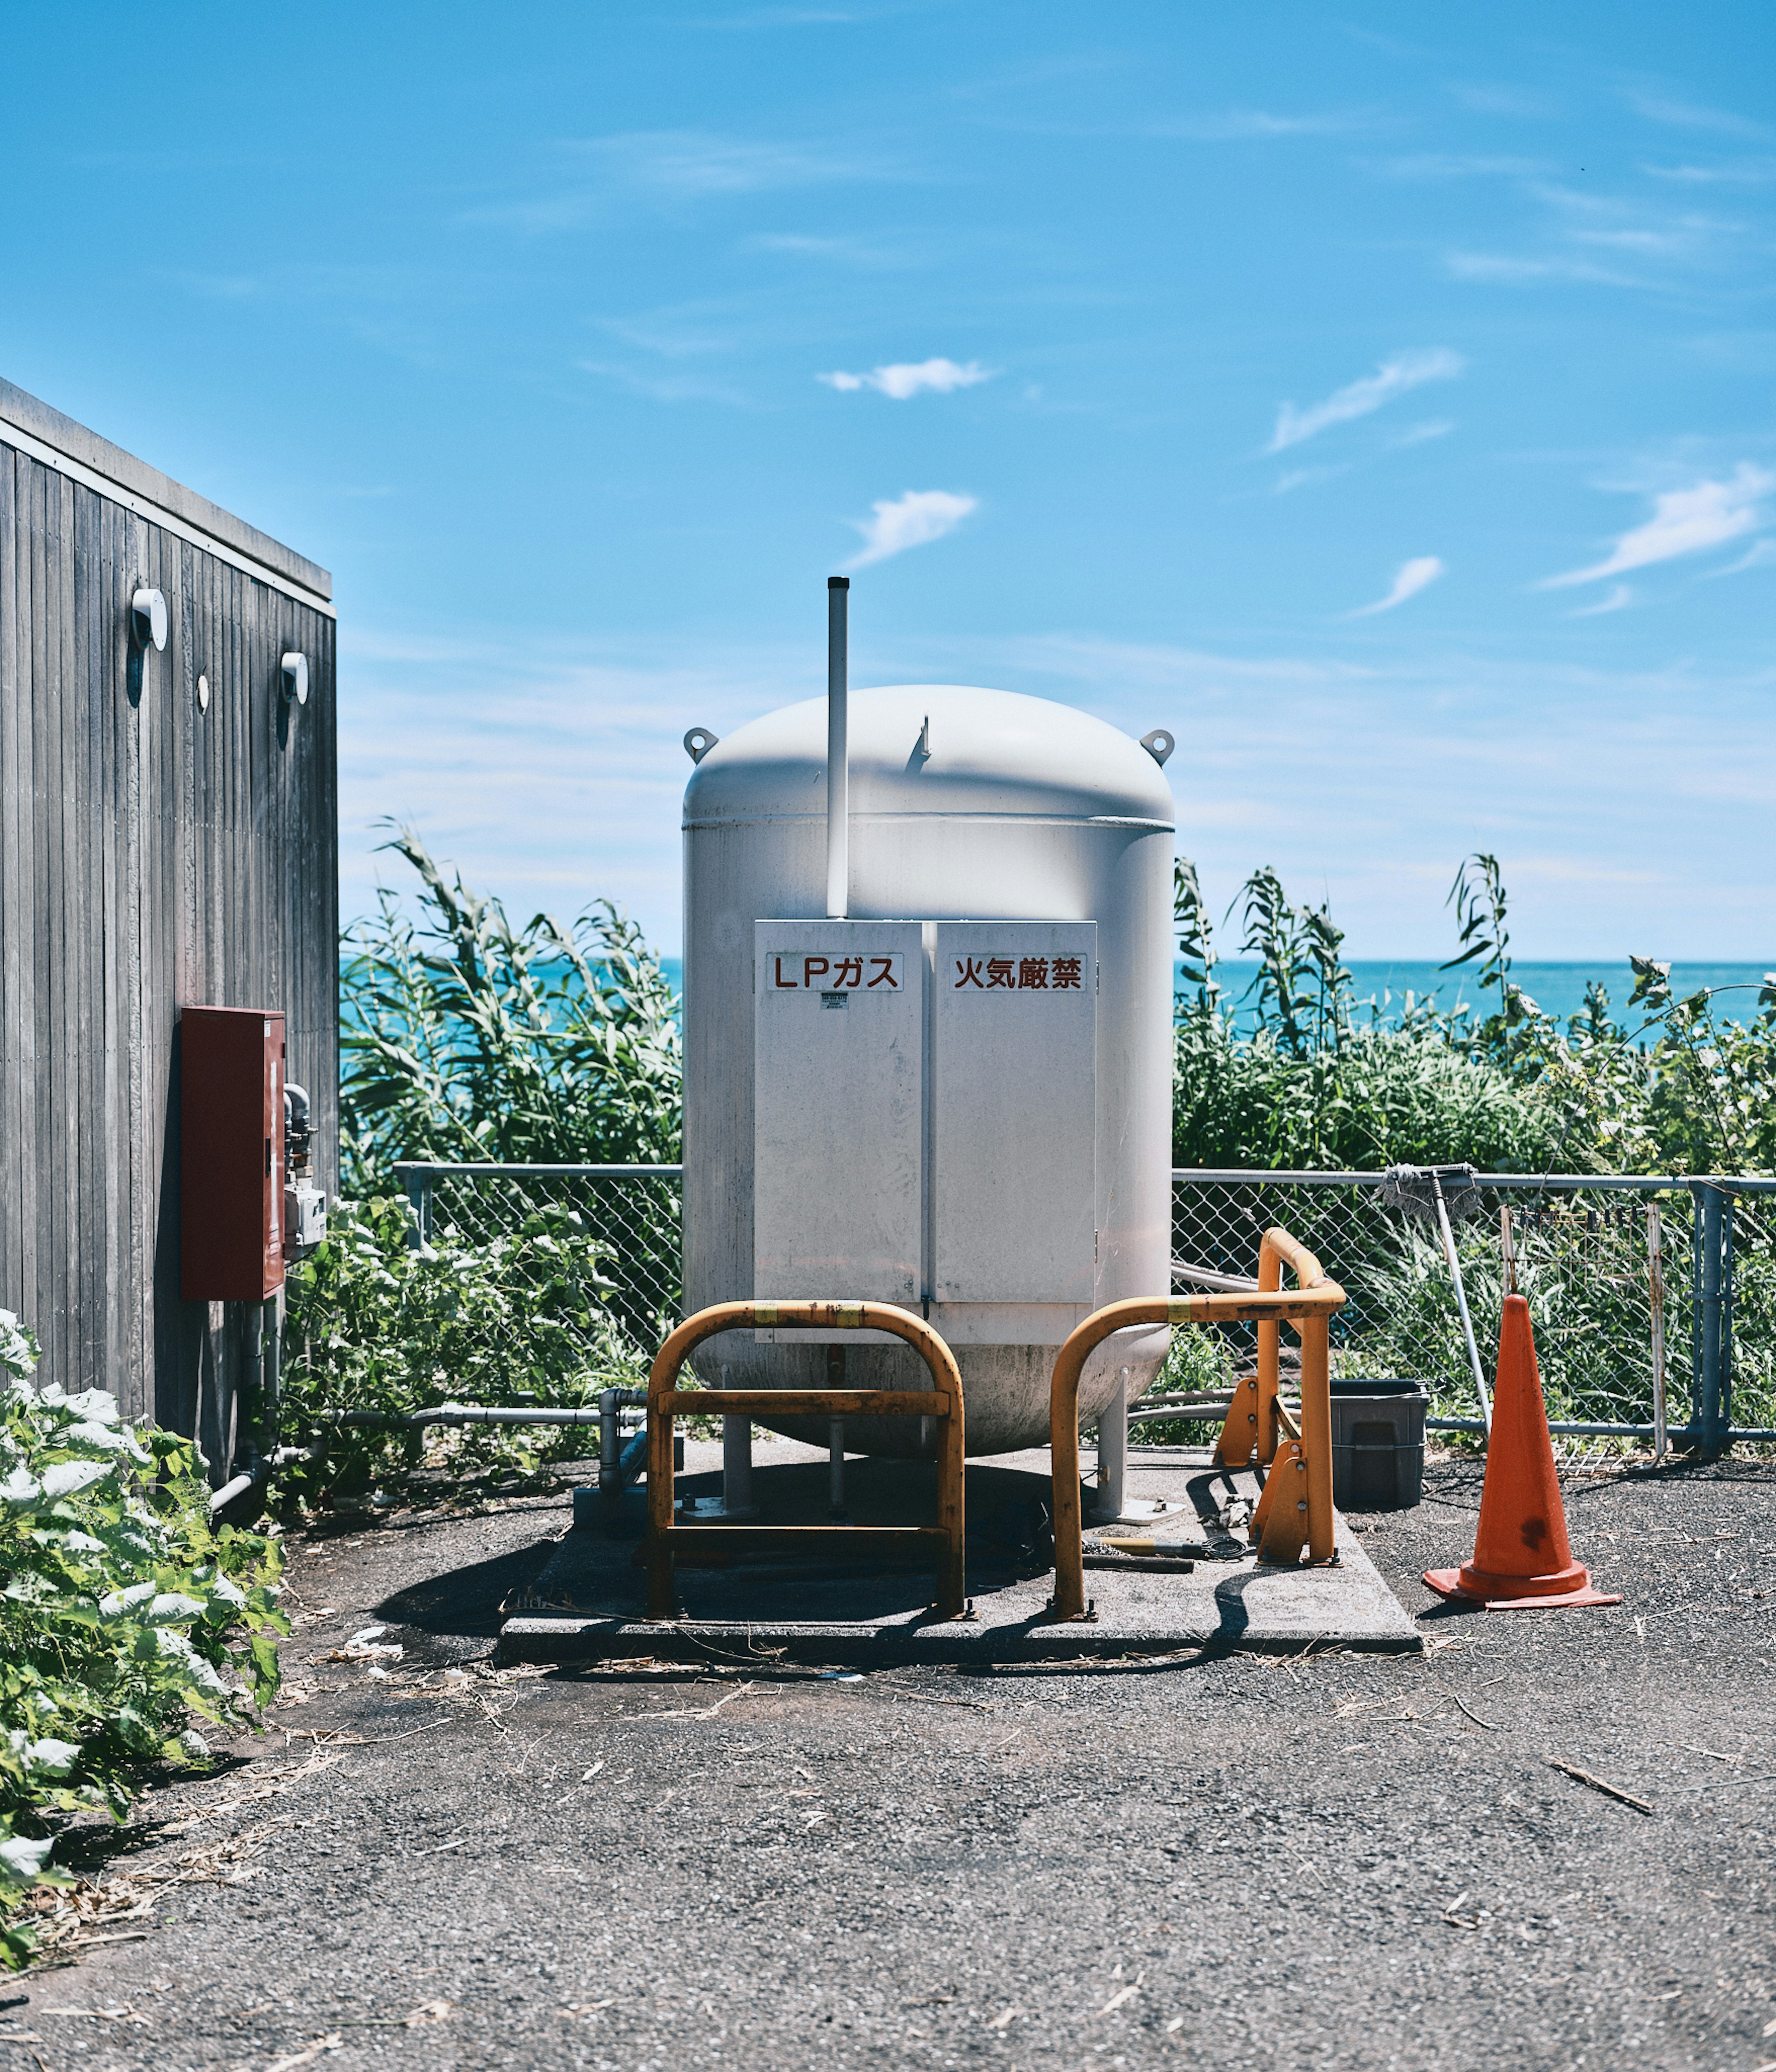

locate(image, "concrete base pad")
(499, 1443), (1421, 1663)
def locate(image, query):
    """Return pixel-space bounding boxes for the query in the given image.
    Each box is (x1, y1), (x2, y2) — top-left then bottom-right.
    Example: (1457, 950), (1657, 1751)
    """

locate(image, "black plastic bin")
(1329, 1378), (1429, 1511)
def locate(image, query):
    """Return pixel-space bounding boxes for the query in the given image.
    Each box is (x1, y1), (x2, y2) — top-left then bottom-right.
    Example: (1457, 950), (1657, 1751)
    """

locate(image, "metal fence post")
(1690, 1187), (1703, 1433)
(1722, 1192), (1735, 1437)
(1647, 1203), (1666, 1463)
(401, 1166), (433, 1252)
(1695, 1183), (1726, 1452)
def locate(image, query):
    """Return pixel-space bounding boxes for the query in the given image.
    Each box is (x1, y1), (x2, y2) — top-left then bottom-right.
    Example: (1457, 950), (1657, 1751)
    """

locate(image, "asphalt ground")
(2, 1455), (1772, 2072)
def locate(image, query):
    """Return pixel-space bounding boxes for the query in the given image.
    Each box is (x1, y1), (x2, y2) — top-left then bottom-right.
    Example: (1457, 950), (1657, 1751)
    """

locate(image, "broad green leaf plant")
(0, 1311), (285, 1969)
(280, 1194), (651, 1505)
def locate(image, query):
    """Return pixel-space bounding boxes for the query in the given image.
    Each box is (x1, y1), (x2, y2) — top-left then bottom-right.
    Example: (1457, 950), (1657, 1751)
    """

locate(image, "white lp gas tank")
(681, 683), (1175, 1456)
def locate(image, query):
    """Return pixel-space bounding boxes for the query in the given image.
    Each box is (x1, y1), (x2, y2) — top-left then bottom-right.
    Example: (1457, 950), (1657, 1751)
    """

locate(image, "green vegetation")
(1158, 852), (1776, 1436)
(281, 830), (680, 1505)
(1172, 850), (1776, 1177)
(337, 825), (680, 1187)
(0, 1311), (285, 1968)
(280, 1193), (649, 1506)
(284, 833), (1775, 1493)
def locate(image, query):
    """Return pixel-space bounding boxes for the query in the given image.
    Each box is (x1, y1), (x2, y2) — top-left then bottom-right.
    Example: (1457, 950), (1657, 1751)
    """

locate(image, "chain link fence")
(397, 1163), (681, 1369)
(394, 1161), (1776, 1452)
(1171, 1171), (1772, 1452)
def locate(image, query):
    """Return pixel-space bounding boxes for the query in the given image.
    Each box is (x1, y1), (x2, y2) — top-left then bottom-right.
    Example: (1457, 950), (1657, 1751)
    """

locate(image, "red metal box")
(180, 1006), (286, 1301)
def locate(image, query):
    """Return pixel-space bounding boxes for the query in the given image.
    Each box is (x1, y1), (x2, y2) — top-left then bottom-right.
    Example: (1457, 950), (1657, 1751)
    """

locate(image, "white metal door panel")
(753, 919), (925, 1305)
(932, 921), (1097, 1305)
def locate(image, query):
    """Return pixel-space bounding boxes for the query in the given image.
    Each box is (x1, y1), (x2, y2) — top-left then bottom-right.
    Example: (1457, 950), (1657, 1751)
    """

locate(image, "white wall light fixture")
(281, 652), (308, 706)
(130, 586), (168, 652)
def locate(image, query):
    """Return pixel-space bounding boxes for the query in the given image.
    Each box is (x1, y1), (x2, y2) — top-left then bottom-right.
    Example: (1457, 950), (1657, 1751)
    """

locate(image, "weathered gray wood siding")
(0, 403), (337, 1467)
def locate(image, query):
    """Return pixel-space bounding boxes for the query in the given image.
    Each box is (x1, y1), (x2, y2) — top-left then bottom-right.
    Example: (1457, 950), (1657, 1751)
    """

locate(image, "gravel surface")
(2, 1457), (1772, 2072)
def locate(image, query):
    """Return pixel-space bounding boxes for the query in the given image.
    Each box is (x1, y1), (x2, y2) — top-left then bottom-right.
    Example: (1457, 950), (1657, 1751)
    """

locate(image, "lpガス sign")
(768, 952), (903, 991)
(953, 953), (1084, 992)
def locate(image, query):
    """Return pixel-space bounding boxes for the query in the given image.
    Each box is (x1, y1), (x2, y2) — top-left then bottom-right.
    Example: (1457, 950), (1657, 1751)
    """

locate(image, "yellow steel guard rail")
(1047, 1227), (1345, 1621)
(646, 1300), (965, 1621)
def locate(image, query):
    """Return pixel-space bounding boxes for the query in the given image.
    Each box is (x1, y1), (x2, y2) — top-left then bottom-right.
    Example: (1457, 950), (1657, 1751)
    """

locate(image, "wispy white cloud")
(1273, 463), (1347, 496)
(565, 130), (890, 198)
(744, 231), (926, 270)
(466, 129), (900, 232)
(576, 359), (754, 406)
(1627, 90), (1768, 140)
(1568, 583), (1634, 618)
(842, 489), (977, 568)
(819, 357), (993, 399)
(1380, 153), (1549, 180)
(335, 623), (1776, 958)
(1268, 349), (1464, 453)
(1444, 170), (1758, 297)
(1445, 250), (1641, 288)
(1449, 84), (1560, 119)
(1711, 536), (1776, 577)
(1390, 419), (1455, 449)
(1536, 181), (1741, 262)
(1349, 556), (1446, 616)
(1541, 464), (1774, 587)
(1643, 157), (1776, 186)
(1163, 108), (1373, 140)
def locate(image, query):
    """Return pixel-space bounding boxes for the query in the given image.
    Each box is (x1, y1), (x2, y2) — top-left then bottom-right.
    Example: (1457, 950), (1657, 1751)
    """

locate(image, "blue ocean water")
(404, 956), (1769, 1046)
(1196, 960), (1771, 1042)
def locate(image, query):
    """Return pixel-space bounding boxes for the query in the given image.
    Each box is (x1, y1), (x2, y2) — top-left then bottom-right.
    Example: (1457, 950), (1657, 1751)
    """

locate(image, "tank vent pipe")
(826, 576), (849, 919)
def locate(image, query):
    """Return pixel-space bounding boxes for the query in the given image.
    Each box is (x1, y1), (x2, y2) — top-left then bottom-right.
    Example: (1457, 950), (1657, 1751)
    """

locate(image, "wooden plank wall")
(0, 436), (337, 1465)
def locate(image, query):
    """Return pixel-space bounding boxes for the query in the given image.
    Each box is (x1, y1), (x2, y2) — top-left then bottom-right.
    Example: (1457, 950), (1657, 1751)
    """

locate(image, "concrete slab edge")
(497, 1615), (1426, 1666)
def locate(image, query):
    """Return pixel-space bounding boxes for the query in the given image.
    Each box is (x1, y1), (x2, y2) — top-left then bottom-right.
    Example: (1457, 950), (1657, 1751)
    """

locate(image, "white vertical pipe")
(1088, 1367), (1128, 1522)
(826, 576), (849, 919)
(721, 1417), (755, 1515)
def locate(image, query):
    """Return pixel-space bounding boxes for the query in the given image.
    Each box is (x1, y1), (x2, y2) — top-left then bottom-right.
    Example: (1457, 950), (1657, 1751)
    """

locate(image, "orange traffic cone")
(1424, 1294), (1620, 1610)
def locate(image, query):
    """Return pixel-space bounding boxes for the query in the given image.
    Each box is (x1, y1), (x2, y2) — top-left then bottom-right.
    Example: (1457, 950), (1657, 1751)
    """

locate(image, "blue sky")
(5, 2), (1773, 958)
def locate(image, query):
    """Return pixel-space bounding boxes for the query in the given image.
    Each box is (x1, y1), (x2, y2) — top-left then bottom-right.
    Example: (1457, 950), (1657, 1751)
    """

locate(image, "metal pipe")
(1429, 1415), (1776, 1443)
(388, 1156), (1776, 1193)
(1171, 1168), (1776, 1193)
(392, 1161), (684, 1178)
(1088, 1368), (1128, 1523)
(1048, 1245), (1348, 1621)
(643, 1298), (966, 1621)
(828, 1417), (847, 1522)
(1254, 1238), (1282, 1465)
(326, 1403), (618, 1430)
(207, 1443), (323, 1514)
(1723, 1193), (1736, 1436)
(722, 1413), (755, 1515)
(402, 1166), (432, 1251)
(1691, 1192), (1704, 1431)
(1648, 1204), (1667, 1464)
(1699, 1185), (1725, 1451)
(600, 1387), (624, 1497)
(826, 575), (849, 919)
(208, 1469), (257, 1512)
(1126, 1391), (1237, 1419)
(1172, 1260), (1263, 1293)
(826, 1343), (846, 1520)
(261, 1296), (282, 1460)
(1298, 1312), (1333, 1563)
(1431, 1169), (1492, 1438)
